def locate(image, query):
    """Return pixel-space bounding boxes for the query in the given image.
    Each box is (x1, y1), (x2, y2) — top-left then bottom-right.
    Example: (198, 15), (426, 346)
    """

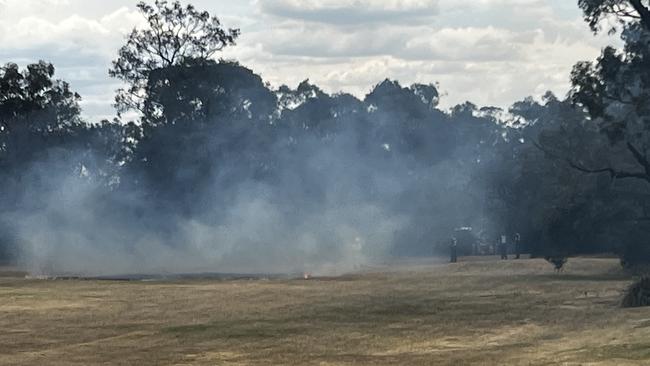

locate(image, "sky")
(0, 0), (618, 121)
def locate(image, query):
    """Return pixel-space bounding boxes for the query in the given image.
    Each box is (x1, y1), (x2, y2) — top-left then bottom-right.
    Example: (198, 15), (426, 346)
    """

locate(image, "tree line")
(1, 0), (649, 270)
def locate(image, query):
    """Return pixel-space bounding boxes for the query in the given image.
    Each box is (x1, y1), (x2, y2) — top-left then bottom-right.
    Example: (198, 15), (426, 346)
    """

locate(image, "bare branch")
(532, 140), (650, 183)
(629, 0), (650, 30)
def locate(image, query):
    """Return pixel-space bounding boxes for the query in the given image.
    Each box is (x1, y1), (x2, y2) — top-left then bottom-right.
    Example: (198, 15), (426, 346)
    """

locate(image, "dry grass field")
(1, 257), (649, 365)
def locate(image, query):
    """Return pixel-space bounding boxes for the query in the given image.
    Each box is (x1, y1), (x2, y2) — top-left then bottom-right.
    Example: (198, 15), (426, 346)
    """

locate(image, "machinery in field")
(453, 227), (480, 256)
(453, 227), (496, 256)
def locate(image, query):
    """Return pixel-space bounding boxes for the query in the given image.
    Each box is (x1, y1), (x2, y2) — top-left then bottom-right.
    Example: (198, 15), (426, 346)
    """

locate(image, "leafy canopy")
(578, 0), (650, 33)
(570, 1), (650, 183)
(109, 0), (240, 116)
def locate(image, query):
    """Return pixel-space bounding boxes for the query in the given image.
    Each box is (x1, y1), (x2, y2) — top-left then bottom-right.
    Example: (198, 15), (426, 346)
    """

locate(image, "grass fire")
(2, 0), (650, 364)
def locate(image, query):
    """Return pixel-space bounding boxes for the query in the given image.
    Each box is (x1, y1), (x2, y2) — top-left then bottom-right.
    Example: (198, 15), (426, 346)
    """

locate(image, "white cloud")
(239, 0), (616, 109)
(0, 0), (619, 120)
(257, 0), (438, 25)
(0, 4), (144, 119)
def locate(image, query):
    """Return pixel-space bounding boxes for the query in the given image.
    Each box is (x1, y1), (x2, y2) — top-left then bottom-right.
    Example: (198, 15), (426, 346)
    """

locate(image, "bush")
(545, 256), (567, 272)
(622, 277), (650, 308)
(620, 242), (650, 272)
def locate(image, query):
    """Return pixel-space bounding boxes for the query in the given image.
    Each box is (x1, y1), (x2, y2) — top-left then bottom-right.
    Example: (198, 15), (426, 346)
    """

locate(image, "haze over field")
(2, 0), (650, 278)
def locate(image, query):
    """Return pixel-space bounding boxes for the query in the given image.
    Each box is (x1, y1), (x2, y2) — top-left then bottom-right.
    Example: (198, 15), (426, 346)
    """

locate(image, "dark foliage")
(578, 0), (650, 34)
(545, 256), (568, 272)
(622, 277), (650, 307)
(110, 0), (239, 116)
(620, 240), (650, 270)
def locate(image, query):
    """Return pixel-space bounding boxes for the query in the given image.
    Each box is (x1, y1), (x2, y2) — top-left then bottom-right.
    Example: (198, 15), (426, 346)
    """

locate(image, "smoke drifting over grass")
(2, 70), (507, 277)
(10, 130), (413, 276)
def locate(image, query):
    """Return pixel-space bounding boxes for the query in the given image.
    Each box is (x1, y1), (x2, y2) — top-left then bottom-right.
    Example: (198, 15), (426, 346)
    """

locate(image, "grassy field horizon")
(1, 257), (649, 365)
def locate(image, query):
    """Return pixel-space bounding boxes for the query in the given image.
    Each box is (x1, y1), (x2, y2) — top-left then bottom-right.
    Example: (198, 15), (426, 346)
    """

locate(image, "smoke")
(8, 131), (408, 276)
(3, 78), (504, 277)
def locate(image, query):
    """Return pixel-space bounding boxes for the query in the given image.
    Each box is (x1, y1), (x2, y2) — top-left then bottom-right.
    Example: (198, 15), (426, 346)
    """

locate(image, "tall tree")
(0, 61), (82, 171)
(109, 0), (240, 118)
(571, 1), (650, 183)
(567, 0), (650, 265)
(0, 62), (85, 262)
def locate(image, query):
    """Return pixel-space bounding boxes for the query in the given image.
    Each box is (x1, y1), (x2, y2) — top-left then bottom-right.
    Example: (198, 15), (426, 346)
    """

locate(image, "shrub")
(545, 256), (567, 272)
(620, 242), (650, 273)
(622, 277), (650, 308)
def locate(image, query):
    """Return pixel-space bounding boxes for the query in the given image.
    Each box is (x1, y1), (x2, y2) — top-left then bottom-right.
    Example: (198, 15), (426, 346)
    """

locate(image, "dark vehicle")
(453, 227), (480, 256)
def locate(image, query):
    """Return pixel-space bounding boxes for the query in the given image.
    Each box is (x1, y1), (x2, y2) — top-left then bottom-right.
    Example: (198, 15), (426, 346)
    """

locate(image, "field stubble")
(0, 257), (649, 365)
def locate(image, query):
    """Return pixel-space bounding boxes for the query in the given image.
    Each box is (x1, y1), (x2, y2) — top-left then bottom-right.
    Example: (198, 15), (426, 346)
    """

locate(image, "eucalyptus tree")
(110, 0), (240, 120)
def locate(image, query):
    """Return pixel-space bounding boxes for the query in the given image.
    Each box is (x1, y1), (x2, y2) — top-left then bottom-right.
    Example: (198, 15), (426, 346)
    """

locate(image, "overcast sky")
(0, 0), (617, 121)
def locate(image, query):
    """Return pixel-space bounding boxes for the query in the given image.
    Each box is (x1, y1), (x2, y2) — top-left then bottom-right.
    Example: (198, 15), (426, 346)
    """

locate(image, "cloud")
(0, 7), (142, 52)
(241, 22), (526, 62)
(257, 0), (439, 25)
(0, 0), (619, 120)
(230, 0), (616, 110)
(403, 26), (528, 61)
(0, 5), (144, 120)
